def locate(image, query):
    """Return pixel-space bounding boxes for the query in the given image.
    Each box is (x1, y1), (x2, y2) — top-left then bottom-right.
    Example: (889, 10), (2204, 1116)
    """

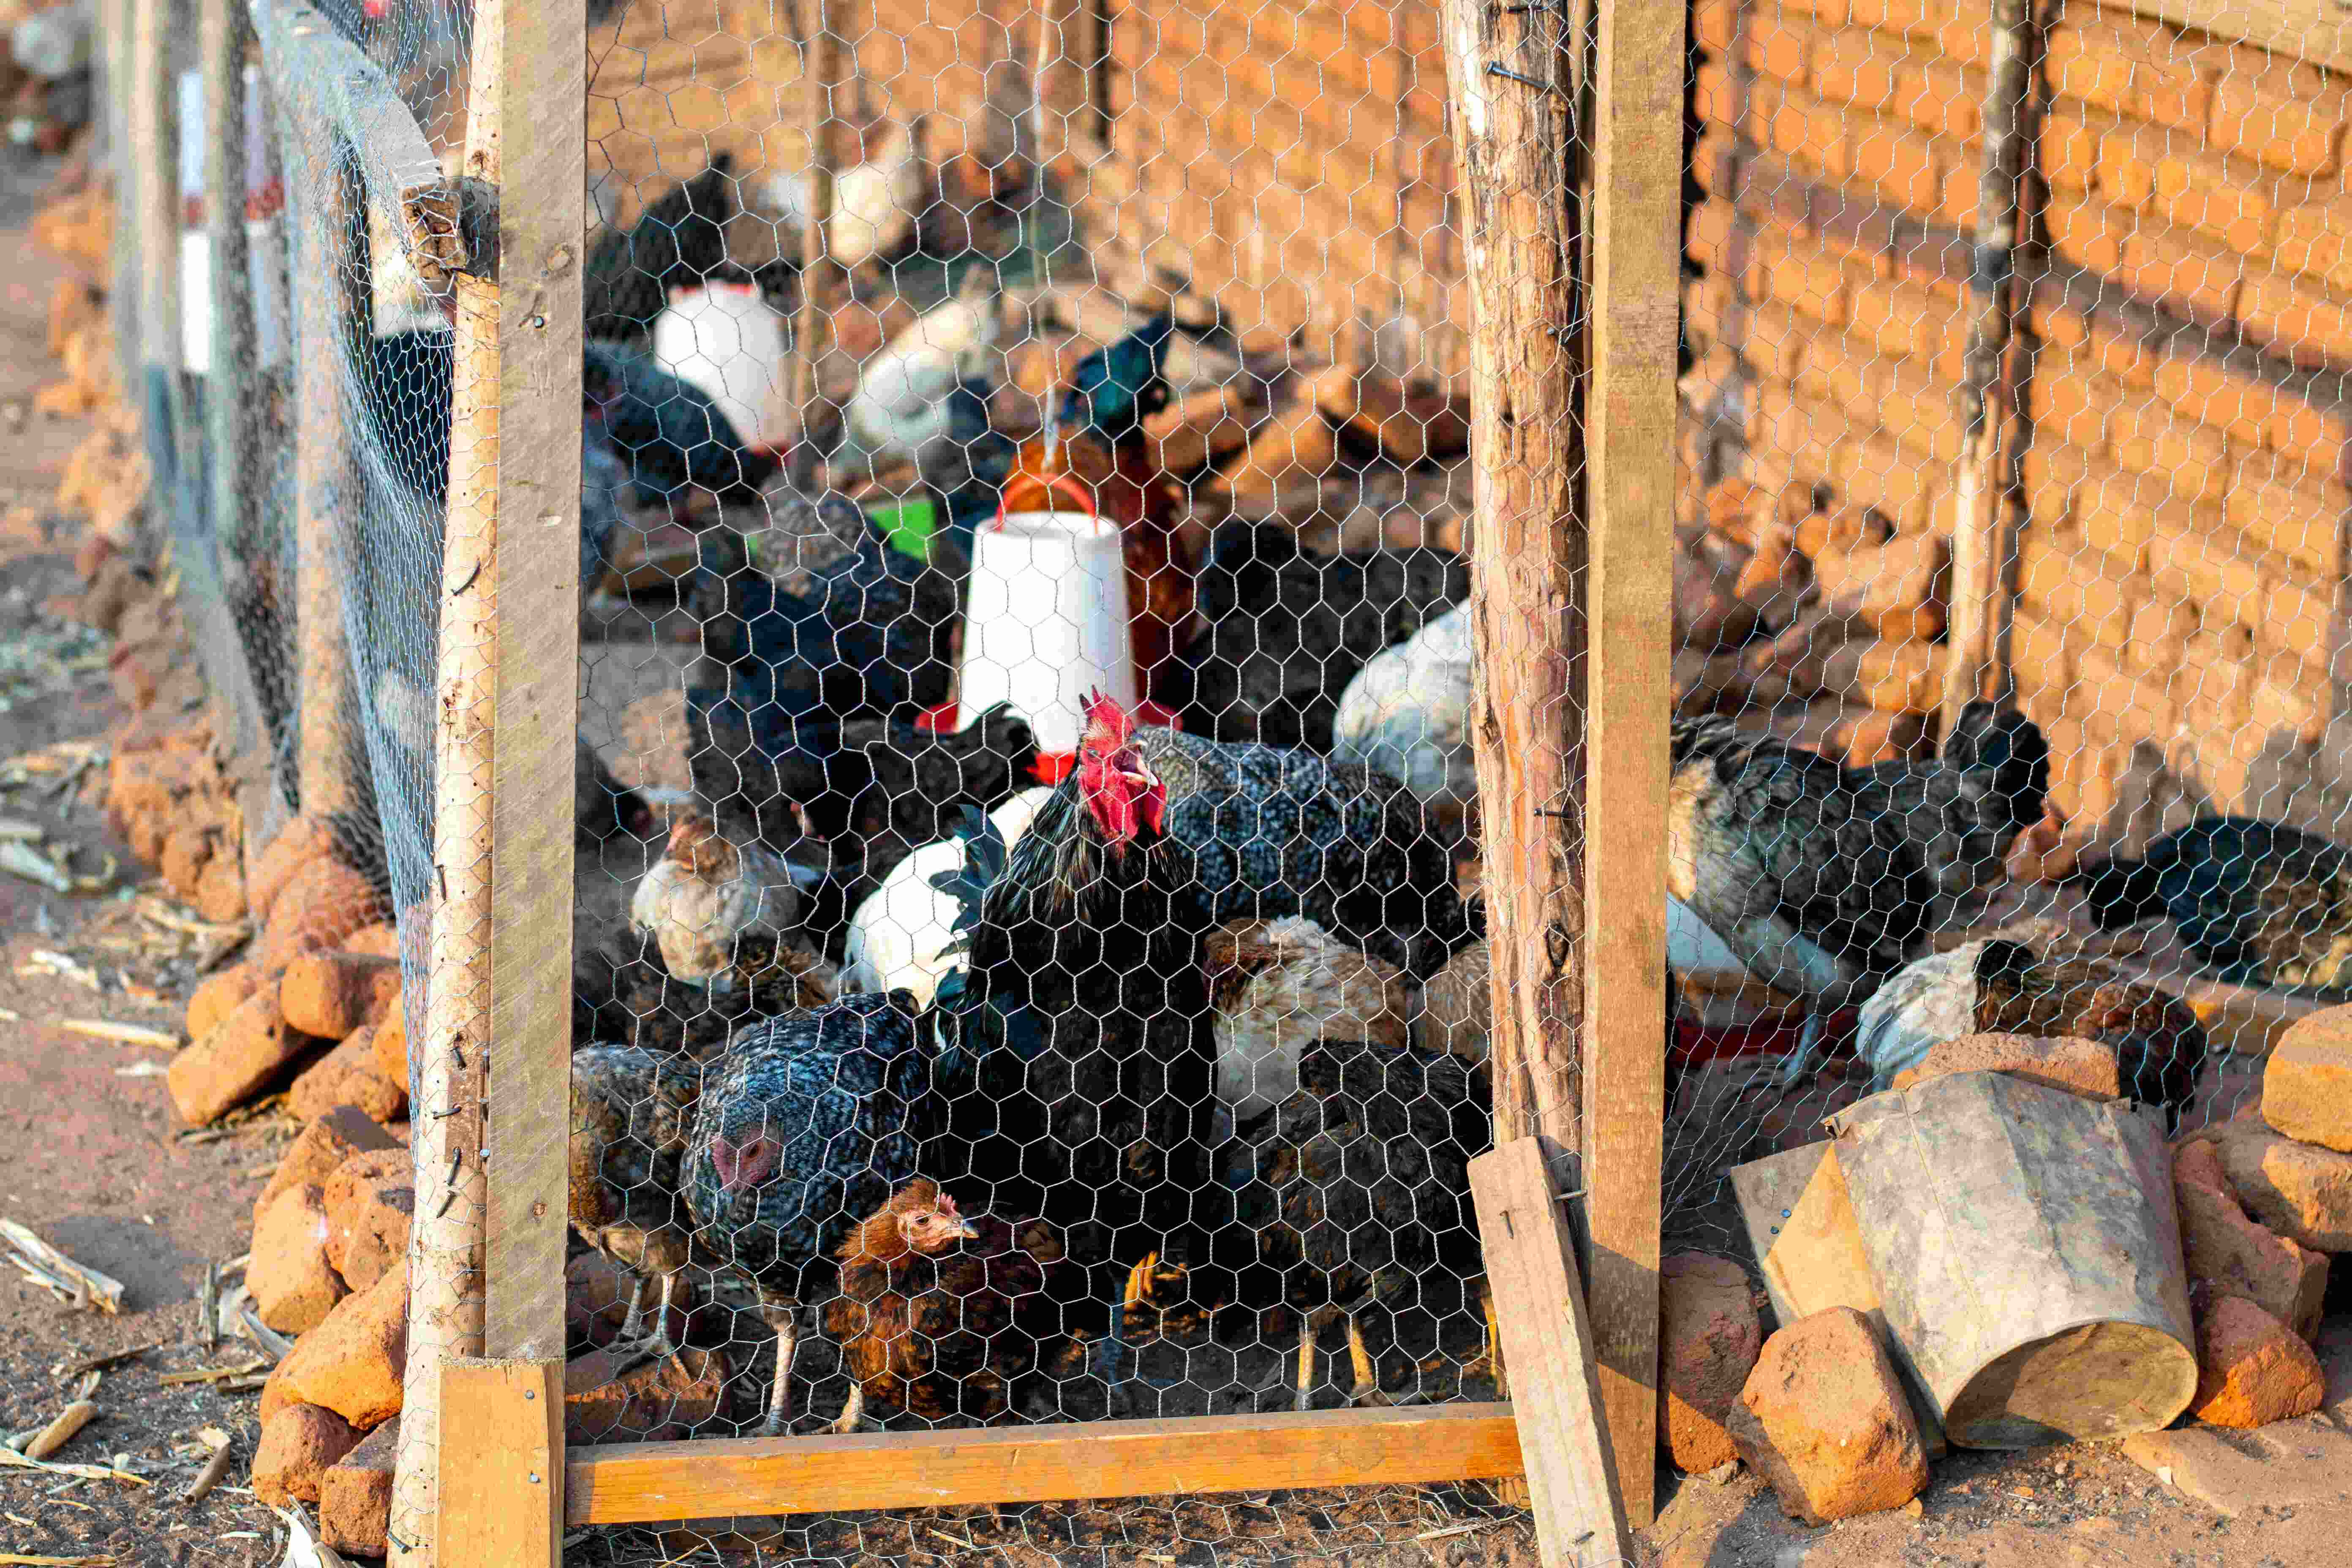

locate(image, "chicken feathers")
(2079, 815), (2352, 991)
(629, 817), (809, 989)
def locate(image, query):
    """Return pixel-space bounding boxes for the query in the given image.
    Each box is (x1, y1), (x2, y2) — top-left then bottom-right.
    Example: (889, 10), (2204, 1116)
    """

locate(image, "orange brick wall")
(587, 0), (1471, 378)
(1688, 0), (2352, 828)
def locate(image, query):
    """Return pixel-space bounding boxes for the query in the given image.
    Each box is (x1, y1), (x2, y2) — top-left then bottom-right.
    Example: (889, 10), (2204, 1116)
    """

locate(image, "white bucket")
(956, 509), (1135, 755)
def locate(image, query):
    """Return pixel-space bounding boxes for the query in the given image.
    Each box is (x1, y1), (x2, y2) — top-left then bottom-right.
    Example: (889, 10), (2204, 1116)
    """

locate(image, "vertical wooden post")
(1436, 0), (1590, 1203)
(1583, 0), (1682, 1527)
(294, 151), (367, 819)
(106, 0), (139, 392)
(131, 0), (178, 480)
(201, 0), (283, 855)
(485, 0), (586, 1369)
(412, 0), (584, 1557)
(791, 0), (836, 445)
(392, 3), (505, 1557)
(1939, 0), (2036, 738)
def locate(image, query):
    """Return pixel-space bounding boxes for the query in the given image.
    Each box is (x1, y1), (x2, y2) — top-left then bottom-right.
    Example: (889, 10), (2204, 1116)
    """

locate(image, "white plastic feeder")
(955, 479), (1136, 757)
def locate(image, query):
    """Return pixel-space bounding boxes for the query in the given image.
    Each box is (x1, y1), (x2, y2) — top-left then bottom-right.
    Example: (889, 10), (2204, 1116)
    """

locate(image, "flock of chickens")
(513, 154), (2352, 1437)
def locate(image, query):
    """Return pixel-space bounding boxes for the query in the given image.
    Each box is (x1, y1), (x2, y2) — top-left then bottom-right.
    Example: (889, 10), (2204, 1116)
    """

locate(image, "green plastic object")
(867, 495), (936, 559)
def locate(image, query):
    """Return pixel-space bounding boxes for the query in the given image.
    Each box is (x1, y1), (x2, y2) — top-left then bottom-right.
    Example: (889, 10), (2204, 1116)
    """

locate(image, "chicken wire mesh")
(125, 0), (2352, 1552)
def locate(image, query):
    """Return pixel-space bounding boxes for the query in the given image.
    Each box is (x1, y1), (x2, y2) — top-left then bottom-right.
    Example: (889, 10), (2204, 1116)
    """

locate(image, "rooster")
(629, 817), (815, 991)
(999, 316), (1193, 688)
(819, 1179), (1077, 1431)
(1670, 701), (2050, 1085)
(1083, 695), (1477, 980)
(683, 992), (940, 1434)
(570, 1045), (704, 1359)
(583, 154), (741, 346)
(2077, 816), (2352, 991)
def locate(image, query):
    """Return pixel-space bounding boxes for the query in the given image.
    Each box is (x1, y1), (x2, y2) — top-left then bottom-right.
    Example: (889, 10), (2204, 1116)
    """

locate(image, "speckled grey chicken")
(571, 1045), (706, 1357)
(1669, 701), (2049, 1085)
(1112, 698), (1477, 980)
(1214, 1037), (1489, 1410)
(1854, 937), (2209, 1127)
(819, 1180), (1078, 1431)
(2078, 815), (2352, 991)
(683, 992), (941, 1434)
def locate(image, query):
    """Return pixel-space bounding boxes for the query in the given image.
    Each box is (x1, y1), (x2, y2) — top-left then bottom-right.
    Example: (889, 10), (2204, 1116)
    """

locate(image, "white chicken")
(653, 278), (792, 455)
(1205, 916), (1413, 1143)
(830, 266), (1003, 481)
(1330, 601), (1474, 833)
(754, 117), (927, 274)
(629, 816), (808, 990)
(838, 786), (1053, 1007)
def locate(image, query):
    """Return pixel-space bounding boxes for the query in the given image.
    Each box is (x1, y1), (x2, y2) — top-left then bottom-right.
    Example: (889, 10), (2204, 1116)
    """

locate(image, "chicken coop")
(89, 0), (2352, 1556)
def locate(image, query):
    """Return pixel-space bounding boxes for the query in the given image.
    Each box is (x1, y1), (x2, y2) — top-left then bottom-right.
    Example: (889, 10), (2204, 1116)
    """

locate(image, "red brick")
(280, 951), (401, 1042)
(256, 1107), (401, 1222)
(2112, 402), (2230, 504)
(2263, 568), (2337, 666)
(2043, 22), (2139, 118)
(1848, 276), (1967, 378)
(2027, 352), (2118, 458)
(1693, 0), (1737, 55)
(1896, 57), (1981, 141)
(1729, 1308), (1929, 1524)
(2042, 106), (2102, 193)
(1755, 82), (1852, 181)
(2226, 449), (2348, 579)
(249, 1183), (347, 1336)
(2012, 607), (2073, 692)
(2083, 311), (2159, 388)
(1688, 199), (1737, 272)
(2046, 194), (2130, 274)
(1750, 226), (1861, 326)
(2154, 150), (2279, 257)
(2210, 73), (2344, 179)
(2154, 351), (2291, 452)
(1744, 300), (1809, 383)
(323, 1148), (414, 1294)
(319, 1421), (397, 1558)
(2190, 1296), (2325, 1428)
(1660, 1254), (1764, 1472)
(1844, 0), (1989, 66)
(1694, 61), (1738, 127)
(1776, 0), (1848, 27)
(1745, 14), (1815, 84)
(2030, 297), (2089, 349)
(168, 982), (306, 1128)
(2096, 116), (2168, 211)
(1848, 113), (1944, 212)
(1811, 28), (1901, 111)
(2019, 435), (2090, 527)
(186, 963), (259, 1045)
(252, 1405), (363, 1508)
(2242, 267), (2352, 368)
(2119, 224), (2245, 322)
(1834, 430), (1939, 534)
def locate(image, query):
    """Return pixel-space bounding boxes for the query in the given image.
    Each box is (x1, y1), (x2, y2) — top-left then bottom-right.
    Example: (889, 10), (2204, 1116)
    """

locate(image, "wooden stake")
(392, 0), (506, 1555)
(1436, 0), (1592, 1184)
(1467, 1139), (1632, 1566)
(1582, 0), (1681, 1525)
(439, 1359), (562, 1568)
(1938, 0), (2037, 739)
(485, 0), (586, 1369)
(130, 0), (175, 389)
(791, 0), (836, 447)
(293, 146), (367, 819)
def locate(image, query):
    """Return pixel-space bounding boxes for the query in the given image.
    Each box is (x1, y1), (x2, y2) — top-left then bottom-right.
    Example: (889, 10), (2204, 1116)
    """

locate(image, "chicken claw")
(762, 1307), (800, 1437)
(1345, 1317), (1391, 1407)
(1775, 1013), (1827, 1089)
(1293, 1328), (1318, 1414)
(829, 1381), (884, 1435)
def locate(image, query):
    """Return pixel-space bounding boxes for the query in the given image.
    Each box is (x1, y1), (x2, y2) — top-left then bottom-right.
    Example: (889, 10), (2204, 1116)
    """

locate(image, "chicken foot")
(1345, 1317), (1391, 1406)
(829, 1380), (885, 1435)
(762, 1306), (801, 1437)
(1775, 1012), (1829, 1090)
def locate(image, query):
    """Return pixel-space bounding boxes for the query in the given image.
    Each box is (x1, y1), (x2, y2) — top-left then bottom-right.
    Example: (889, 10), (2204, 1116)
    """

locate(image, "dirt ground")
(0, 160), (2347, 1568)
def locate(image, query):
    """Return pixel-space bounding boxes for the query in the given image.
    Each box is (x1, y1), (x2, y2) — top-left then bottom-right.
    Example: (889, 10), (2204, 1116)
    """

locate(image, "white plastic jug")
(956, 506), (1135, 756)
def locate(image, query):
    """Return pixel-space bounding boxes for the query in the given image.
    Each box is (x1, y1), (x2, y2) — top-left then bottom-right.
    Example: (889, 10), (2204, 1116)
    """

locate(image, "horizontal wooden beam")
(568, 1405), (1524, 1524)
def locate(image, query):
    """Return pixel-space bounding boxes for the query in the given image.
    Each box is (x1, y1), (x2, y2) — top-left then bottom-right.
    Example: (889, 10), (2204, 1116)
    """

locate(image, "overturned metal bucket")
(1830, 1071), (2199, 1449)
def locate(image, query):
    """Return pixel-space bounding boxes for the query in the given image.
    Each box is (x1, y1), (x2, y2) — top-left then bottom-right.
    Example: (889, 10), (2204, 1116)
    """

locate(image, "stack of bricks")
(1688, 0), (2352, 828)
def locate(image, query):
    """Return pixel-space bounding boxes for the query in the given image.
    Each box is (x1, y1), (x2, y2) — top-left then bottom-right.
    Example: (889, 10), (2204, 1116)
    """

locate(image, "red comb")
(936, 1194), (960, 1216)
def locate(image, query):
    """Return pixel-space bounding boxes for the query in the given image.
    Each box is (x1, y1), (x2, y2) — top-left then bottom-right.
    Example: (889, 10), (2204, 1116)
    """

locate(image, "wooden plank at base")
(567, 1405), (1523, 1524)
(440, 1358), (563, 1568)
(1469, 1138), (1633, 1568)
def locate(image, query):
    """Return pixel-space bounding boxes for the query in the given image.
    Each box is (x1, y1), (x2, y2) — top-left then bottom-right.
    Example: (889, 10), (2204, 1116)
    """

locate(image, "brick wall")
(1688, 0), (2352, 832)
(585, 0), (1470, 378)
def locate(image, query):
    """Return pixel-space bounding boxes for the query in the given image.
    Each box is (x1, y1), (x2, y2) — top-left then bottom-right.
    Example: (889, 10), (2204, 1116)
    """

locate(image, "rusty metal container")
(1829, 1071), (2198, 1448)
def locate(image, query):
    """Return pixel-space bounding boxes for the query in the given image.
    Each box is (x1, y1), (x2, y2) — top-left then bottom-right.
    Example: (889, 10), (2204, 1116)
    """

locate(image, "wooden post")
(131, 0), (178, 491)
(439, 1360), (563, 1566)
(391, 0), (504, 1556)
(1437, 0), (1591, 1190)
(293, 145), (367, 820)
(403, 0), (584, 1556)
(1938, 0), (2037, 738)
(106, 0), (139, 391)
(201, 0), (283, 855)
(1582, 0), (1680, 1527)
(791, 0), (836, 446)
(1467, 1140), (1632, 1566)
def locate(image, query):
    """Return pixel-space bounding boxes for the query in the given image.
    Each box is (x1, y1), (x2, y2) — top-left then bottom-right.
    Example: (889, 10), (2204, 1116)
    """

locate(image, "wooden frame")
(392, 0), (1679, 1557)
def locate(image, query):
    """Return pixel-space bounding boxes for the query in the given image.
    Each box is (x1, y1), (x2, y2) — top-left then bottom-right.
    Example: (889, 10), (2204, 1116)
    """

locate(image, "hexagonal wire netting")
(129, 0), (2352, 1556)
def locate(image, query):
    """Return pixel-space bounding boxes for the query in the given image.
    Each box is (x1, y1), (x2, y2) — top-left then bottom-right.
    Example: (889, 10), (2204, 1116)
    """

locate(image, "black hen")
(1158, 523), (1469, 751)
(584, 339), (781, 504)
(583, 155), (739, 344)
(683, 992), (941, 1434)
(2079, 815), (2352, 991)
(1670, 701), (2050, 1085)
(1215, 1037), (1488, 1410)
